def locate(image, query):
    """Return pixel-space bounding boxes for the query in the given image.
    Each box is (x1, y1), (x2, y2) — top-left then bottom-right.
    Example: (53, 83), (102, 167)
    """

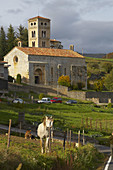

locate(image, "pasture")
(0, 99), (113, 136)
(0, 133), (105, 170)
(0, 93), (111, 169)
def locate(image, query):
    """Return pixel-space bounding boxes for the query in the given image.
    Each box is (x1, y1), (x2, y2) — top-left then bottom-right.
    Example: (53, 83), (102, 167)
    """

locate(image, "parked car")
(66, 100), (77, 104)
(12, 98), (25, 104)
(50, 97), (62, 103)
(37, 97), (51, 104)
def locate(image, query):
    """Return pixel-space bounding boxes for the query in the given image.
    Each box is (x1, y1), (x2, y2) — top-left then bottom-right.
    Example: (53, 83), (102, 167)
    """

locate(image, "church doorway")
(35, 76), (39, 84)
(34, 68), (43, 84)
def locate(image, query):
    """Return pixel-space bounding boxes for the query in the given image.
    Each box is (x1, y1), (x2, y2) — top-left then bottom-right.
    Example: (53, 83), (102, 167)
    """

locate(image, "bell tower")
(28, 16), (51, 48)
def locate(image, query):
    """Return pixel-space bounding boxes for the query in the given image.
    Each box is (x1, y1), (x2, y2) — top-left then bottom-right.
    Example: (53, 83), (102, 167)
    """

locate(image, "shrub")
(101, 62), (112, 73)
(107, 103), (112, 109)
(8, 75), (14, 82)
(72, 81), (85, 90)
(16, 74), (21, 84)
(39, 93), (44, 100)
(104, 70), (113, 91)
(58, 75), (71, 87)
(94, 79), (104, 92)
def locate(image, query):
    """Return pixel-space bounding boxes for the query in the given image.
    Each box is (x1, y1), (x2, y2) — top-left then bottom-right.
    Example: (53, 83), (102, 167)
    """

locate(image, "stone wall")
(8, 83), (113, 104)
(0, 78), (8, 91)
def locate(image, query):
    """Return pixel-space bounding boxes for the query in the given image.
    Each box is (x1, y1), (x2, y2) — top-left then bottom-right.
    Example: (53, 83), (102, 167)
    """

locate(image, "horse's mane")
(42, 116), (46, 126)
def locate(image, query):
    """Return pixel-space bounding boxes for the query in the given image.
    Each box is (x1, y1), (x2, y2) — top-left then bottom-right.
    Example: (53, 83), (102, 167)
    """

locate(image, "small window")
(45, 23), (47, 26)
(64, 68), (66, 75)
(42, 31), (46, 38)
(32, 41), (35, 47)
(42, 41), (45, 47)
(32, 31), (36, 37)
(31, 23), (33, 26)
(51, 67), (53, 83)
(41, 22), (43, 25)
(34, 22), (36, 25)
(13, 56), (18, 63)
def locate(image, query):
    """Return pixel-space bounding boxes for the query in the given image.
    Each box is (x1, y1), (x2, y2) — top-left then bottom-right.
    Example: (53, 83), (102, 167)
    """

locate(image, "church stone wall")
(4, 48), (29, 83)
(28, 55), (87, 87)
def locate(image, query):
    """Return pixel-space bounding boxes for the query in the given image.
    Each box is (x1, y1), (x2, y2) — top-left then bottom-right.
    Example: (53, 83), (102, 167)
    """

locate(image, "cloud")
(7, 9), (23, 14)
(60, 21), (113, 53)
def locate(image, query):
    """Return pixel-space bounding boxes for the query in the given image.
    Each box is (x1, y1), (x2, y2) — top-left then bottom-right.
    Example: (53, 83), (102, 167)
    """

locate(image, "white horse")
(37, 116), (54, 153)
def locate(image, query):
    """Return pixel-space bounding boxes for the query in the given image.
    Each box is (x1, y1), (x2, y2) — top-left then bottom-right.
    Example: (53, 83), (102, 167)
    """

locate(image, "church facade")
(4, 16), (87, 88)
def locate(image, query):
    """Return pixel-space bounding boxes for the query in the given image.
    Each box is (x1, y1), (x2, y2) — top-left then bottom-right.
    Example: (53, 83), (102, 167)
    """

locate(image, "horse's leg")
(51, 129), (53, 143)
(45, 137), (49, 153)
(40, 138), (44, 153)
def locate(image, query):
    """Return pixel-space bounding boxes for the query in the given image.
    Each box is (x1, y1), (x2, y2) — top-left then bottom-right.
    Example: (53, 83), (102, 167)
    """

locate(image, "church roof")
(16, 47), (84, 58)
(28, 16), (50, 21)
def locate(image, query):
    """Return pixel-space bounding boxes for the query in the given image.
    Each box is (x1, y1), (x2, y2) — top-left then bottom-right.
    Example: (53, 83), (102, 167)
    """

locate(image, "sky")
(0, 0), (113, 54)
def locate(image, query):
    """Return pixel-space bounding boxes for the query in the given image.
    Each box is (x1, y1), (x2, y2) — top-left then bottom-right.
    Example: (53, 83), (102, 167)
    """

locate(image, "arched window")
(42, 41), (45, 47)
(32, 41), (35, 47)
(32, 31), (36, 37)
(42, 31), (46, 38)
(13, 56), (18, 63)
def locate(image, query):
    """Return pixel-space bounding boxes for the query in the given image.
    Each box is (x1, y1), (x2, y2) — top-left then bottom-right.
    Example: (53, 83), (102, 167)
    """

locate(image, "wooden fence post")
(20, 122), (21, 137)
(106, 120), (107, 131)
(49, 127), (51, 153)
(7, 119), (12, 149)
(67, 128), (69, 145)
(63, 131), (66, 150)
(81, 118), (84, 128)
(95, 119), (97, 130)
(86, 118), (88, 128)
(83, 129), (85, 145)
(70, 130), (71, 147)
(90, 118), (92, 129)
(100, 121), (102, 131)
(78, 130), (80, 147)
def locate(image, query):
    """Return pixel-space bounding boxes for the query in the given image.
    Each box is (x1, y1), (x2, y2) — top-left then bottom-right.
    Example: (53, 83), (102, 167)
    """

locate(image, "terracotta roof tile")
(50, 39), (60, 42)
(28, 16), (50, 21)
(16, 47), (84, 58)
(0, 61), (8, 64)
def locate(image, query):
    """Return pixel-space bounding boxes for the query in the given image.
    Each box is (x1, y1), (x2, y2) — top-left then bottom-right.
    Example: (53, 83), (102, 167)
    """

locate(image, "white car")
(37, 97), (51, 104)
(12, 98), (24, 104)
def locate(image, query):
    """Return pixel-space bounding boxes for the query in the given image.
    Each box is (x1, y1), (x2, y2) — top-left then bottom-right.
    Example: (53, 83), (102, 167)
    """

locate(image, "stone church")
(4, 16), (87, 88)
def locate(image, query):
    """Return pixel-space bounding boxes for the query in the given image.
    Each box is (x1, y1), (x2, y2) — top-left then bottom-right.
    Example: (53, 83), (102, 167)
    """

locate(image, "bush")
(94, 79), (104, 92)
(104, 70), (113, 91)
(101, 62), (112, 73)
(72, 81), (85, 90)
(16, 74), (21, 84)
(8, 75), (14, 82)
(107, 103), (112, 109)
(58, 75), (71, 87)
(39, 93), (44, 100)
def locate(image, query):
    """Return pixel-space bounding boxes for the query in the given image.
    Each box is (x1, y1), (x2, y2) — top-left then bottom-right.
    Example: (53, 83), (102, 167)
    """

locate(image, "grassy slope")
(0, 133), (105, 170)
(0, 101), (113, 135)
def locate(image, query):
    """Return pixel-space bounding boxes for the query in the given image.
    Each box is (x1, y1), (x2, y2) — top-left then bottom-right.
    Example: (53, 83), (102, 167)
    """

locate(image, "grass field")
(0, 133), (106, 170)
(1, 97), (113, 137)
(0, 92), (111, 169)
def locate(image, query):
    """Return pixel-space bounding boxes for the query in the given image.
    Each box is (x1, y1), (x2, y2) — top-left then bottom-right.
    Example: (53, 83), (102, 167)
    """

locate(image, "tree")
(101, 62), (112, 73)
(104, 70), (113, 91)
(0, 26), (7, 60)
(58, 75), (71, 87)
(94, 79), (104, 91)
(7, 24), (16, 52)
(17, 25), (28, 47)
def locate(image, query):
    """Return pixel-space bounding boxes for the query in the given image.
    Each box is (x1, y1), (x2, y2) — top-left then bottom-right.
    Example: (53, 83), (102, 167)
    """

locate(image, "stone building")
(0, 61), (8, 92)
(4, 16), (87, 88)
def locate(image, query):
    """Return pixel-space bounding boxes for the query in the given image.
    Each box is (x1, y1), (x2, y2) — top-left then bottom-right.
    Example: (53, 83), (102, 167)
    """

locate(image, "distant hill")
(103, 52), (113, 59)
(83, 53), (106, 58)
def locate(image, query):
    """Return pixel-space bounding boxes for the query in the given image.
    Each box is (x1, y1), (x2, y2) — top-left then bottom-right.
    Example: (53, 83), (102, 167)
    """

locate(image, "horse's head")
(44, 116), (53, 128)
